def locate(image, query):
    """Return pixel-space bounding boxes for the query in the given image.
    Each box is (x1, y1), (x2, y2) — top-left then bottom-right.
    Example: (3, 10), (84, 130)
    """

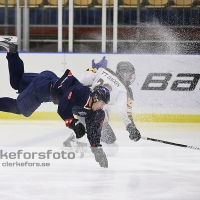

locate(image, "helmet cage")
(126, 72), (136, 86)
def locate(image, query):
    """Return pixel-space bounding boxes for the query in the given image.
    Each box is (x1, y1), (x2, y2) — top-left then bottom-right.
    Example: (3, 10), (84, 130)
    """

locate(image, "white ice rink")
(0, 120), (200, 200)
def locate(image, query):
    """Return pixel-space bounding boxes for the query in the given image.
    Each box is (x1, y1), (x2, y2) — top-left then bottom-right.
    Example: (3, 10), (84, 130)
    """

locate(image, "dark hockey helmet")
(90, 85), (110, 104)
(116, 61), (136, 86)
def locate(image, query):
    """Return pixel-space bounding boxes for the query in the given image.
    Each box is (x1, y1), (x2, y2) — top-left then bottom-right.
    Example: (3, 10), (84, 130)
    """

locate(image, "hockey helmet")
(90, 85), (110, 104)
(116, 61), (135, 86)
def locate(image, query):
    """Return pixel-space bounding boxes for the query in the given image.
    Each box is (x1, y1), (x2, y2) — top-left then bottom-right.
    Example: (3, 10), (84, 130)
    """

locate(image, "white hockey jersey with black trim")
(80, 67), (133, 126)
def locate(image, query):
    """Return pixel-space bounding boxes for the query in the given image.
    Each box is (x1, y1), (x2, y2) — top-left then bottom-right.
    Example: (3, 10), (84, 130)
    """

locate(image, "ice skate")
(0, 35), (18, 53)
(61, 133), (75, 152)
(62, 133), (86, 158)
(63, 133), (75, 148)
(70, 140), (86, 158)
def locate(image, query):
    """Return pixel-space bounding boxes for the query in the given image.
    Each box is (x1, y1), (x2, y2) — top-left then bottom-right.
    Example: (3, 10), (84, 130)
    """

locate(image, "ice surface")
(0, 120), (199, 200)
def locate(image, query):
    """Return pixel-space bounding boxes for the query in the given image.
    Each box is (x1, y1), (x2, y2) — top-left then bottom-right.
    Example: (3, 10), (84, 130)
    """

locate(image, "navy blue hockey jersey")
(52, 69), (105, 145)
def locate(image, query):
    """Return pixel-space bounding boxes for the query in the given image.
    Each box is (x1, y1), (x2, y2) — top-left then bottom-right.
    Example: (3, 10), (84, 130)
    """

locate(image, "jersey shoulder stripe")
(86, 68), (98, 73)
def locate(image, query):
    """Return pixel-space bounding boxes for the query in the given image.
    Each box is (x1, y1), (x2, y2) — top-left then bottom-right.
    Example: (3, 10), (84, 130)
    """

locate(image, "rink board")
(0, 112), (200, 123)
(0, 53), (199, 122)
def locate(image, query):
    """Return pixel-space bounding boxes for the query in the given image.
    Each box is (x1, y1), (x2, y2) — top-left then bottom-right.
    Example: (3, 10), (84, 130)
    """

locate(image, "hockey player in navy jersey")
(0, 36), (110, 168)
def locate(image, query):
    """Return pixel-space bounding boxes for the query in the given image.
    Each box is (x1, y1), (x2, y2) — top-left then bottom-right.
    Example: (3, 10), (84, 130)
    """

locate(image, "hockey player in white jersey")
(63, 57), (141, 157)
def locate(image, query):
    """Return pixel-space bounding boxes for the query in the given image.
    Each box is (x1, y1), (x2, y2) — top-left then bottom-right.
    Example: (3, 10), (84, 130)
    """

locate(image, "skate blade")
(60, 146), (72, 152)
(0, 36), (18, 43)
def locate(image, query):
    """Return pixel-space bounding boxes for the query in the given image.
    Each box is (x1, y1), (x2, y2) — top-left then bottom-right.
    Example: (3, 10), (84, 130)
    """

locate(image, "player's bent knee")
(101, 142), (119, 157)
(22, 113), (32, 117)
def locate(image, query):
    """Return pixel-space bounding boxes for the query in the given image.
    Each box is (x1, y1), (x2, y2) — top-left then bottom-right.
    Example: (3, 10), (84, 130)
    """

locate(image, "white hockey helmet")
(116, 61), (136, 86)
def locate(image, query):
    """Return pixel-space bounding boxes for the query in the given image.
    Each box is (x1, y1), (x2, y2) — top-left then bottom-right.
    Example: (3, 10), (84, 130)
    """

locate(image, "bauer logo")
(141, 73), (200, 91)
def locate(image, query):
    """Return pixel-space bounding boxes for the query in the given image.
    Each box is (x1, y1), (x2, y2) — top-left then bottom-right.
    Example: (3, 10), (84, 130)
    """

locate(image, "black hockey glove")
(126, 122), (141, 142)
(69, 119), (85, 139)
(91, 144), (108, 168)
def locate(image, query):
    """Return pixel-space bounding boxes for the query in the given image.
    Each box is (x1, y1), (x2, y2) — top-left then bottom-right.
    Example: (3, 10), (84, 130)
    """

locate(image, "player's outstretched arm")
(85, 109), (108, 168)
(91, 144), (108, 168)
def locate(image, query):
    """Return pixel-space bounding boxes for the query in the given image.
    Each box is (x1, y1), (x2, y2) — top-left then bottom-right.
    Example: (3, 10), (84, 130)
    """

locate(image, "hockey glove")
(126, 122), (141, 142)
(91, 144), (108, 168)
(69, 119), (85, 139)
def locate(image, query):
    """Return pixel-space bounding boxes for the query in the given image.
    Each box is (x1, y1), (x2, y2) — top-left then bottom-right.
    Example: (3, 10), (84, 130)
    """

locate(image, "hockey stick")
(141, 136), (200, 151)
